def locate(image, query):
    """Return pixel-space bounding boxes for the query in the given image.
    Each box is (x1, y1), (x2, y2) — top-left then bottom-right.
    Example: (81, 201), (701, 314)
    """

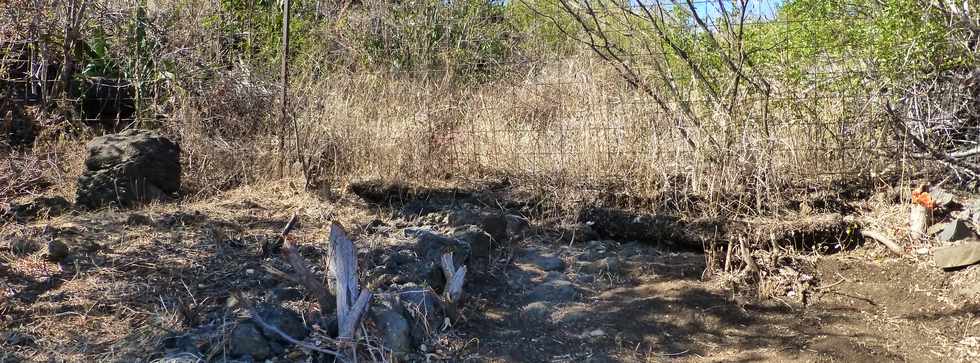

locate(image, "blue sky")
(637, 0), (786, 20)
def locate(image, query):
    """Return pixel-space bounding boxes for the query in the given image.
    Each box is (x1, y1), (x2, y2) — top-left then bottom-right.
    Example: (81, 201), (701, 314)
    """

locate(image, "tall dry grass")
(276, 52), (894, 217)
(1, 0), (903, 217)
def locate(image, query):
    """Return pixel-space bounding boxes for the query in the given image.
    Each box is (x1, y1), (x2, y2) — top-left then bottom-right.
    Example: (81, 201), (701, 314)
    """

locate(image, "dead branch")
(439, 252), (467, 321)
(860, 229), (905, 256)
(337, 290), (372, 340)
(250, 309), (340, 356)
(885, 101), (980, 180)
(440, 253), (466, 303)
(738, 239), (760, 278)
(329, 222), (373, 342)
(278, 214), (336, 315)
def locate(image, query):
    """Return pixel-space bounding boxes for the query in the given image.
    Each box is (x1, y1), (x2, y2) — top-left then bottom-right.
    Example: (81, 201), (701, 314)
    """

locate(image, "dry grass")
(1, 0), (905, 218)
(0, 181), (383, 362)
(265, 52), (896, 218)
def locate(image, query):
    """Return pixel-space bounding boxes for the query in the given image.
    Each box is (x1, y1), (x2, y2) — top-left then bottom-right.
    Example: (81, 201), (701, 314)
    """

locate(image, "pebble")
(46, 240), (70, 261)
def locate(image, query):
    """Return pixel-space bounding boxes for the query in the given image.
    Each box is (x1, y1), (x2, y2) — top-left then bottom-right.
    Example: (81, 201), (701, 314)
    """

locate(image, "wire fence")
(1, 2), (966, 199)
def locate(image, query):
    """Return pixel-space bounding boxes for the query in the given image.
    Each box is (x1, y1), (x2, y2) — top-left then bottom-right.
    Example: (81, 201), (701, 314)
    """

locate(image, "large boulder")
(76, 130), (180, 209)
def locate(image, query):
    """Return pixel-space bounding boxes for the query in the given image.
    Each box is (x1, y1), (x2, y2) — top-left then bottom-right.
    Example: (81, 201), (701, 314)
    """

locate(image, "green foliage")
(777, 0), (965, 82)
(212, 0), (321, 70)
(505, 0), (577, 55)
(356, 0), (517, 81)
(80, 28), (121, 79)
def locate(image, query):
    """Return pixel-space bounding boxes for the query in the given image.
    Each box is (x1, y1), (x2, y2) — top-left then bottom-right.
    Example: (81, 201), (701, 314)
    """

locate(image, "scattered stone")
(938, 219), (974, 242)
(556, 304), (591, 324)
(559, 223), (600, 244)
(528, 279), (578, 303)
(581, 257), (625, 274)
(522, 301), (553, 320)
(953, 278), (980, 300)
(447, 208), (507, 243)
(934, 242), (980, 269)
(415, 231), (470, 263)
(404, 226), (433, 237)
(479, 213), (508, 244)
(2, 330), (35, 347)
(155, 353), (203, 363)
(505, 214), (530, 241)
(398, 288), (441, 321)
(579, 240), (613, 261)
(453, 225), (493, 259)
(272, 287), (304, 302)
(414, 232), (471, 291)
(371, 304), (413, 355)
(46, 240), (70, 262)
(6, 196), (71, 221)
(253, 305), (308, 345)
(388, 249), (417, 266)
(412, 230), (470, 290)
(544, 271), (563, 280)
(76, 129), (181, 209)
(228, 321), (270, 360)
(524, 251), (565, 272)
(126, 213), (155, 226)
(580, 208), (692, 248)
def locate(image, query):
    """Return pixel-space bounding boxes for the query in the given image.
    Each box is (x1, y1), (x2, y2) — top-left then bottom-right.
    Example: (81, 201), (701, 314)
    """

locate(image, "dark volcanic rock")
(527, 279), (578, 303)
(415, 230), (470, 263)
(76, 129), (180, 209)
(46, 240), (70, 262)
(580, 207), (693, 248)
(447, 208), (508, 243)
(452, 225), (493, 259)
(398, 288), (441, 322)
(254, 305), (308, 344)
(505, 214), (531, 241)
(371, 302), (413, 355)
(228, 321), (270, 360)
(521, 250), (565, 271)
(522, 301), (554, 321)
(6, 196), (71, 221)
(414, 231), (470, 291)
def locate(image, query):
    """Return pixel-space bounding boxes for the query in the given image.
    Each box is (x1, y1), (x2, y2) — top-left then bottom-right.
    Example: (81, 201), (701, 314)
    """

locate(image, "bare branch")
(886, 101), (980, 179)
(250, 310), (341, 356)
(860, 230), (904, 256)
(278, 214), (335, 314)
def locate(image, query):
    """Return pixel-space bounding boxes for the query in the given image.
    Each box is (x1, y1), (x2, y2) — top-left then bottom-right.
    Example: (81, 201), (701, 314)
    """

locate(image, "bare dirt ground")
(2, 182), (979, 362)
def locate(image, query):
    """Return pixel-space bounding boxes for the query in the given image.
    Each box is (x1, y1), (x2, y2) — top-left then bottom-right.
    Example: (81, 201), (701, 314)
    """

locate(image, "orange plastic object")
(912, 191), (935, 210)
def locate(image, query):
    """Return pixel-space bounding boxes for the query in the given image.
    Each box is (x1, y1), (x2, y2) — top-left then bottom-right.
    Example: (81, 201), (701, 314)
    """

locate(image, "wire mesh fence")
(2, 0), (974, 205)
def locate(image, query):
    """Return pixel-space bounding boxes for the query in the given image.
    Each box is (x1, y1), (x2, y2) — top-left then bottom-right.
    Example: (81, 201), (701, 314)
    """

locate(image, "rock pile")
(76, 129), (180, 209)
